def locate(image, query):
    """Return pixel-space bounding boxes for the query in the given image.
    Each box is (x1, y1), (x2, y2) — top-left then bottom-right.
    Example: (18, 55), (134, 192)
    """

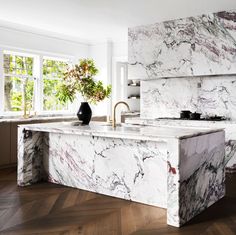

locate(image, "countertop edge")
(17, 122), (225, 141)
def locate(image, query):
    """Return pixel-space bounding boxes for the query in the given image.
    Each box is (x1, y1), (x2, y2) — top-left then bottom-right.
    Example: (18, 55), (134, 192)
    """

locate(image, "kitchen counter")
(19, 121), (223, 140)
(17, 122), (225, 227)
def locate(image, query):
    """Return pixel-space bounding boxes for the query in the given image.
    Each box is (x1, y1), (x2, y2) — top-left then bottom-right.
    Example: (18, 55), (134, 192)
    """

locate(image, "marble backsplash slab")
(141, 75), (236, 120)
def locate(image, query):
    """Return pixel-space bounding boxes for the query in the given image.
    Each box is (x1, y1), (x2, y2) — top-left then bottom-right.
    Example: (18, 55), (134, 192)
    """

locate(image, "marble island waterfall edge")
(17, 123), (225, 227)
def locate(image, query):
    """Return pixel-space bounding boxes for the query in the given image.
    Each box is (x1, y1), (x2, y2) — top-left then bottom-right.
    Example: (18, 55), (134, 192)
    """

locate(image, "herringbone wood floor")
(0, 168), (235, 235)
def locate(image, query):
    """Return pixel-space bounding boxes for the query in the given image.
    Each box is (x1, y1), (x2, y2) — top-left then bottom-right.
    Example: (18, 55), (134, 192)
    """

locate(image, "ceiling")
(0, 0), (235, 44)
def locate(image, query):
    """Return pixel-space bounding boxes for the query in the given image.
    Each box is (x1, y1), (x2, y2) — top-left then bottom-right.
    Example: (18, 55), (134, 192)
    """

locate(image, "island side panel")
(166, 138), (180, 227)
(177, 131), (225, 227)
(45, 132), (168, 208)
(17, 127), (48, 186)
(225, 140), (236, 173)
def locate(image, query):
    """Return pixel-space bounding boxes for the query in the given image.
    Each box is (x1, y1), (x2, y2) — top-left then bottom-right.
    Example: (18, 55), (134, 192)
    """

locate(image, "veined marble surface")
(125, 117), (236, 171)
(19, 121), (223, 140)
(167, 131), (225, 226)
(47, 133), (168, 208)
(18, 122), (225, 227)
(141, 75), (236, 120)
(176, 132), (225, 225)
(129, 10), (236, 79)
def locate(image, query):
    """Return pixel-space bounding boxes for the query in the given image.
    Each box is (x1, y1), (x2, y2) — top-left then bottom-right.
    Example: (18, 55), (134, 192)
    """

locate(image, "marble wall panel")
(129, 11), (236, 80)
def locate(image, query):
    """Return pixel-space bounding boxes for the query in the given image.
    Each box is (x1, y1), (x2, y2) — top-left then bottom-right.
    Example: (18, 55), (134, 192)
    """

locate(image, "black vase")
(77, 102), (92, 125)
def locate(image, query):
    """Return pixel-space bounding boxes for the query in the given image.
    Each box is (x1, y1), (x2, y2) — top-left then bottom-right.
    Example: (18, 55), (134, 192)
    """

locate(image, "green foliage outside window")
(3, 54), (68, 112)
(4, 54), (34, 112)
(4, 54), (33, 76)
(43, 59), (68, 111)
(43, 79), (67, 111)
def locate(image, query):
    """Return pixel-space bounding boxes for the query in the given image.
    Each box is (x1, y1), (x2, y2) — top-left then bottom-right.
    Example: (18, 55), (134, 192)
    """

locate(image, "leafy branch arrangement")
(57, 59), (111, 104)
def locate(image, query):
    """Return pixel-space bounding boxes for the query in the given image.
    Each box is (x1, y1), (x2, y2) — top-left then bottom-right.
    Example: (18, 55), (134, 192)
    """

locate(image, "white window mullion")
(39, 55), (44, 113)
(0, 49), (4, 115)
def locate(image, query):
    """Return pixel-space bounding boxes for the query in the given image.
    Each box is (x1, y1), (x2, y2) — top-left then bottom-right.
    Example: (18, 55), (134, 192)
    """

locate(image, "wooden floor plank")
(0, 168), (235, 235)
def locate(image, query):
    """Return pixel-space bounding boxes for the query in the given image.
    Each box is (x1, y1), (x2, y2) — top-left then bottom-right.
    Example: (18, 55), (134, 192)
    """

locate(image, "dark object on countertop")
(206, 115), (227, 121)
(180, 110), (191, 119)
(157, 115), (227, 121)
(77, 102), (92, 125)
(128, 82), (140, 87)
(190, 112), (201, 120)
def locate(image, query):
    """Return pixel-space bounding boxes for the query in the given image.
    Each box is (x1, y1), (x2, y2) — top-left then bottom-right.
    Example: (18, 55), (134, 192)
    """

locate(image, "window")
(0, 50), (72, 116)
(3, 53), (35, 112)
(43, 58), (68, 111)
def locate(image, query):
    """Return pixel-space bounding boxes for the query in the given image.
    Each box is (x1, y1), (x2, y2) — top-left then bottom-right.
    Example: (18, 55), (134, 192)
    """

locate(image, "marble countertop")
(125, 117), (236, 126)
(19, 121), (223, 141)
(0, 115), (77, 123)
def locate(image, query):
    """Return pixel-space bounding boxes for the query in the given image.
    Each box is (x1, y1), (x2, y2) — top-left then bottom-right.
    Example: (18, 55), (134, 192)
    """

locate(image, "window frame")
(0, 47), (75, 117)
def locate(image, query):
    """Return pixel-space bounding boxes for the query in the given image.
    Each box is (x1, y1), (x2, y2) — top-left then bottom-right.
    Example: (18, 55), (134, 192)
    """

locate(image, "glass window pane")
(43, 59), (67, 79)
(4, 76), (34, 112)
(3, 54), (11, 74)
(43, 58), (68, 111)
(43, 79), (67, 111)
(4, 54), (33, 76)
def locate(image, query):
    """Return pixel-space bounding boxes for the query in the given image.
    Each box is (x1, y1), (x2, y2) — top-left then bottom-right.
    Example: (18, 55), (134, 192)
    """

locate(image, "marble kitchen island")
(18, 122), (225, 227)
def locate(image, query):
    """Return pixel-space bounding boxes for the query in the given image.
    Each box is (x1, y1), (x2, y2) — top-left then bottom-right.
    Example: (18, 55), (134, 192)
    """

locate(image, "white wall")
(88, 40), (132, 117)
(88, 41), (112, 118)
(0, 26), (89, 59)
(112, 41), (128, 58)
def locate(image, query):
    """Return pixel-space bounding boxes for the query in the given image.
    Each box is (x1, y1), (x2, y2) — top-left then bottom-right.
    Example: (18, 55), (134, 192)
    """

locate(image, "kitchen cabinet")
(0, 123), (11, 166)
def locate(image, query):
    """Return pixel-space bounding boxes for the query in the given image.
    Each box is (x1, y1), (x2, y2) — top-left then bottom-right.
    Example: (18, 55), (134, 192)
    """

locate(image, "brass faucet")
(112, 101), (130, 128)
